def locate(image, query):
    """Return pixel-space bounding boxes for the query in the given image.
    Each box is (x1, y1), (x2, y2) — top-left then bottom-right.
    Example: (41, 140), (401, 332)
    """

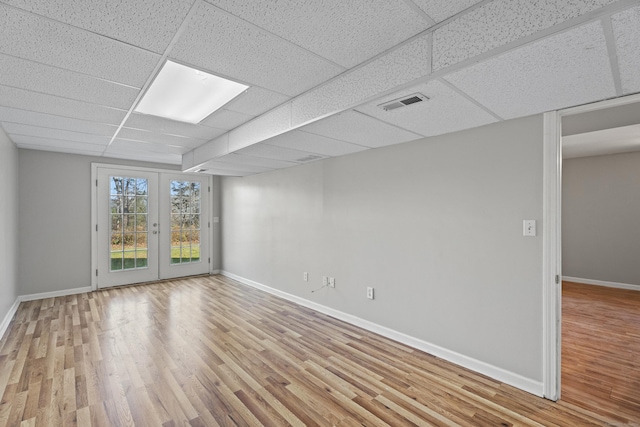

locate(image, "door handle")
(153, 230), (158, 234)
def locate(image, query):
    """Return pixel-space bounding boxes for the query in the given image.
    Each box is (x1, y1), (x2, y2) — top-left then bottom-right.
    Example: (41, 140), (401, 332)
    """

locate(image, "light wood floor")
(562, 281), (640, 424)
(0, 275), (634, 426)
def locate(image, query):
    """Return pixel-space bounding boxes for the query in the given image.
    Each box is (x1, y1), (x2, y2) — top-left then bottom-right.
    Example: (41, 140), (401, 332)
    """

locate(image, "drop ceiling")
(1, 0), (639, 175)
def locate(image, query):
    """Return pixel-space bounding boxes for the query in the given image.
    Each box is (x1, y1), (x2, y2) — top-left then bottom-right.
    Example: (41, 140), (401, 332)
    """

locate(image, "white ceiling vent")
(296, 154), (323, 162)
(378, 93), (429, 111)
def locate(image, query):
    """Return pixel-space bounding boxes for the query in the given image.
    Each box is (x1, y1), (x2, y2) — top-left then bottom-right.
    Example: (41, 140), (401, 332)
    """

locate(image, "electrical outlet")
(322, 276), (328, 286)
(329, 277), (335, 288)
(366, 287), (374, 300)
(303, 272), (308, 282)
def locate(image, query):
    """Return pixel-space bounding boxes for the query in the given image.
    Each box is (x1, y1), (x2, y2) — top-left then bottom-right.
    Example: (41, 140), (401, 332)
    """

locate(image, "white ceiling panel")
(10, 134), (107, 152)
(17, 143), (106, 157)
(410, 0), (483, 23)
(4, 0), (193, 54)
(199, 160), (273, 174)
(0, 85), (127, 125)
(0, 5), (160, 87)
(612, 5), (640, 95)
(263, 130), (368, 157)
(117, 128), (206, 149)
(563, 124), (640, 159)
(228, 104), (292, 152)
(0, 106), (118, 136)
(300, 110), (422, 148)
(222, 86), (290, 116)
(124, 113), (226, 140)
(291, 35), (432, 127)
(109, 139), (189, 155)
(199, 169), (252, 177)
(170, 2), (344, 96)
(206, 0), (430, 68)
(200, 109), (254, 130)
(444, 21), (617, 120)
(0, 54), (139, 109)
(2, 123), (111, 145)
(235, 143), (327, 163)
(356, 80), (498, 137)
(214, 154), (298, 170)
(102, 146), (182, 164)
(433, 0), (616, 70)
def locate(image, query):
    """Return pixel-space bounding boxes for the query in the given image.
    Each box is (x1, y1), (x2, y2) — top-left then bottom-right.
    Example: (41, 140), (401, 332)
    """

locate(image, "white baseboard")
(220, 271), (543, 397)
(210, 269), (221, 275)
(563, 276), (640, 291)
(19, 286), (93, 302)
(0, 298), (21, 342)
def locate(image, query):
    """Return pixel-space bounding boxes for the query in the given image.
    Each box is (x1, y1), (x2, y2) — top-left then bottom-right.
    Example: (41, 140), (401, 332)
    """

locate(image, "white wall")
(17, 150), (184, 295)
(221, 115), (545, 386)
(0, 128), (18, 332)
(563, 151), (640, 286)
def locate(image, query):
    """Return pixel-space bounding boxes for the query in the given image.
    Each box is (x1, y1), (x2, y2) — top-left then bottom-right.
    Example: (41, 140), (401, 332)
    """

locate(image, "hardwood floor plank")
(562, 281), (640, 424)
(1, 276), (638, 425)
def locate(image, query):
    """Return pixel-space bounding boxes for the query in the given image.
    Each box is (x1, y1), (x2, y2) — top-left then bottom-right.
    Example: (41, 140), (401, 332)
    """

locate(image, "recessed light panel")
(135, 60), (248, 124)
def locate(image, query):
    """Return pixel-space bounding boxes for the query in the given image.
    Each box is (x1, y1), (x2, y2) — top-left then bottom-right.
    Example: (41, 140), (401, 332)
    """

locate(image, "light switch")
(523, 220), (536, 237)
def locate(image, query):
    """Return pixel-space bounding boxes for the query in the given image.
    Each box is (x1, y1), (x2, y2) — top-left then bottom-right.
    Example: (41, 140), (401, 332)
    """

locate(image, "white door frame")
(91, 163), (214, 291)
(542, 92), (640, 400)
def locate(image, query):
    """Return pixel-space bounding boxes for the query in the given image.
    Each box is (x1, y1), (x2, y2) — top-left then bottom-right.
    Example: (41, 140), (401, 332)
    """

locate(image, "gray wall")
(221, 115), (544, 382)
(563, 151), (640, 286)
(0, 128), (18, 328)
(17, 150), (183, 295)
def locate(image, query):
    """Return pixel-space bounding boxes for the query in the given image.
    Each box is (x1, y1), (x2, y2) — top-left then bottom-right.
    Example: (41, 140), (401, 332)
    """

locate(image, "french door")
(94, 166), (210, 288)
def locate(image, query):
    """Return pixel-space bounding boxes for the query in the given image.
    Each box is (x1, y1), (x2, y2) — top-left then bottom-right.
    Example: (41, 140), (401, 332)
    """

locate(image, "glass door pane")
(96, 168), (159, 288)
(159, 173), (209, 280)
(109, 176), (149, 271)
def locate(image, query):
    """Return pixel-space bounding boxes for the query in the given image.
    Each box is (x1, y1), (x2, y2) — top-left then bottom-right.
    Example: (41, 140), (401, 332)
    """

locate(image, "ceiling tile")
(117, 128), (206, 149)
(355, 80), (498, 137)
(0, 106), (118, 136)
(109, 139), (189, 155)
(291, 35), (432, 127)
(0, 54), (139, 109)
(228, 104), (292, 152)
(199, 159), (272, 174)
(206, 0), (430, 68)
(0, 85), (127, 125)
(612, 5), (640, 95)
(263, 130), (368, 157)
(433, 0), (616, 70)
(2, 123), (111, 145)
(300, 110), (422, 148)
(198, 169), (252, 177)
(235, 143), (327, 163)
(200, 109), (254, 130)
(0, 5), (160, 87)
(124, 113), (226, 140)
(223, 86), (291, 116)
(103, 146), (182, 164)
(214, 154), (298, 169)
(443, 21), (617, 120)
(170, 2), (344, 96)
(410, 0), (483, 22)
(4, 0), (193, 54)
(10, 134), (107, 152)
(17, 143), (106, 158)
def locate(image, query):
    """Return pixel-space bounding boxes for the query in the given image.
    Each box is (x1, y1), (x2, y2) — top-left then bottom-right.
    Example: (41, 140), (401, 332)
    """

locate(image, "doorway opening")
(545, 94), (640, 418)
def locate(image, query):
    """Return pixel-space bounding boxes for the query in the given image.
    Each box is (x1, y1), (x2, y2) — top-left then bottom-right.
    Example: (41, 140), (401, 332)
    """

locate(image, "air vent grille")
(378, 93), (429, 111)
